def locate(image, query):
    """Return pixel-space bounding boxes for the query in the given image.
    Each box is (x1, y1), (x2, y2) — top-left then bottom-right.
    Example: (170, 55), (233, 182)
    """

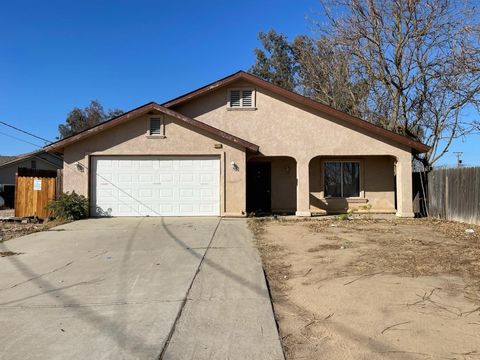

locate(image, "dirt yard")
(250, 217), (480, 360)
(0, 208), (63, 243)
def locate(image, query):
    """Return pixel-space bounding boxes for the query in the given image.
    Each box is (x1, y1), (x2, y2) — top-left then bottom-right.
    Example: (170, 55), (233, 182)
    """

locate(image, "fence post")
(56, 169), (63, 199)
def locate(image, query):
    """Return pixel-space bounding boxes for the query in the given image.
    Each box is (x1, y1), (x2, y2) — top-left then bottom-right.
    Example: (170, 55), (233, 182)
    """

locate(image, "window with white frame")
(228, 89), (255, 108)
(149, 117), (165, 136)
(324, 161), (360, 198)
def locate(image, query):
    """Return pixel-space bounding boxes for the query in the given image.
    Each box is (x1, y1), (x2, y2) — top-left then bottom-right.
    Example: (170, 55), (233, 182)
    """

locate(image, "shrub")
(338, 213), (350, 221)
(48, 192), (88, 221)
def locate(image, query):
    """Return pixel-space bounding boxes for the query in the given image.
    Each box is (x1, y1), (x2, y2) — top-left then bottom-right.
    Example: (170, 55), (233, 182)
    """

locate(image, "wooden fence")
(15, 168), (57, 219)
(428, 167), (480, 225)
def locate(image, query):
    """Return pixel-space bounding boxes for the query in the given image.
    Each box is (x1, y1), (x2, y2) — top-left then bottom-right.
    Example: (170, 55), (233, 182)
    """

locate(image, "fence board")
(428, 167), (480, 225)
(15, 175), (56, 219)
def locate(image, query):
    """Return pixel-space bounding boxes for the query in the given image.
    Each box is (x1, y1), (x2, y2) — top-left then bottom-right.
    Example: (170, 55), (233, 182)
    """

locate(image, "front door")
(246, 162), (271, 214)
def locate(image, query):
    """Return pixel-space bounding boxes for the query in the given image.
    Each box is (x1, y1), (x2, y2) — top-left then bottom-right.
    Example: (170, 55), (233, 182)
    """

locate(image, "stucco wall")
(62, 114), (246, 216)
(0, 158), (59, 185)
(61, 78), (416, 217)
(309, 156), (395, 214)
(174, 80), (412, 159)
(174, 79), (414, 216)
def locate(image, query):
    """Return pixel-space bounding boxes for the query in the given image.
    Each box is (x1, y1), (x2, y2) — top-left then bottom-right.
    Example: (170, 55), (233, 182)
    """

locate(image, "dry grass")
(302, 217), (480, 280)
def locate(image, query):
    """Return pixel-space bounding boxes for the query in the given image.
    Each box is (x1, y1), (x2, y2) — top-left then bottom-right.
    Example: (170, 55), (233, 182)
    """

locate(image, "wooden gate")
(15, 168), (57, 219)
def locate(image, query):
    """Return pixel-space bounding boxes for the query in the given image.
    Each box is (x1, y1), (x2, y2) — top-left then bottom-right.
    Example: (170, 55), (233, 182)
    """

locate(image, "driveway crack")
(157, 218), (222, 359)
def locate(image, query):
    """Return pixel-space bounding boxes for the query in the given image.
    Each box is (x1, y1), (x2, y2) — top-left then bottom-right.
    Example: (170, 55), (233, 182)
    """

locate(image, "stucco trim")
(44, 102), (260, 153)
(162, 71), (430, 153)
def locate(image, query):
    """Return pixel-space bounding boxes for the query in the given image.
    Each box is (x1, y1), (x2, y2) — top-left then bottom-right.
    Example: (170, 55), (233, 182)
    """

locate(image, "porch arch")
(246, 155), (297, 215)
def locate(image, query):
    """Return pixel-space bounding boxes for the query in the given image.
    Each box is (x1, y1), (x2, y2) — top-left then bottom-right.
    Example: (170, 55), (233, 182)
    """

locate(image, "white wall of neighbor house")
(62, 114), (247, 217)
(174, 79), (415, 217)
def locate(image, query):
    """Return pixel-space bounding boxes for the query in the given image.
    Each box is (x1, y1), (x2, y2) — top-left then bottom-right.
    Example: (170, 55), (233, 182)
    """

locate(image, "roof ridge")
(162, 70), (430, 153)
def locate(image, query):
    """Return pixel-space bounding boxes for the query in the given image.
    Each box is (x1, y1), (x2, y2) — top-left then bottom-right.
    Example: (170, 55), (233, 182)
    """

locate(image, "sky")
(1, 0), (479, 166)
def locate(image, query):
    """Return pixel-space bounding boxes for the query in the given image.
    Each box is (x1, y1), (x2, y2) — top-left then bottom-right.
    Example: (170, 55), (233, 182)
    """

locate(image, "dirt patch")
(0, 220), (64, 242)
(0, 209), (14, 217)
(250, 218), (480, 360)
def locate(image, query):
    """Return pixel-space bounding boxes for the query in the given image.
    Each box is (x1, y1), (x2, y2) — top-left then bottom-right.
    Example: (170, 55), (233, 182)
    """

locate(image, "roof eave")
(44, 102), (259, 154)
(163, 71), (430, 154)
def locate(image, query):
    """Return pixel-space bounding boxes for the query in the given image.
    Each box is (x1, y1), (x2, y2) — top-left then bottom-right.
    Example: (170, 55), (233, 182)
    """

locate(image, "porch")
(246, 154), (414, 217)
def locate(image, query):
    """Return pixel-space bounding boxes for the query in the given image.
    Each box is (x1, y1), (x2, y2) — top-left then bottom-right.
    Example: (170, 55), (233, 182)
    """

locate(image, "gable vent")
(230, 90), (241, 107)
(242, 90), (253, 107)
(229, 88), (255, 108)
(150, 118), (162, 135)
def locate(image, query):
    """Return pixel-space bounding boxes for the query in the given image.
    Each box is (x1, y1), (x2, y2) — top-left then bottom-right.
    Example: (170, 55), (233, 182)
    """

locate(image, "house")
(0, 150), (63, 186)
(0, 150), (63, 208)
(44, 71), (429, 218)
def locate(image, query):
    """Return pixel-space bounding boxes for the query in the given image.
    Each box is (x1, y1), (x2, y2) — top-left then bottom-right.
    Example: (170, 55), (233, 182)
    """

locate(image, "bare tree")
(320, 0), (480, 166)
(293, 35), (369, 116)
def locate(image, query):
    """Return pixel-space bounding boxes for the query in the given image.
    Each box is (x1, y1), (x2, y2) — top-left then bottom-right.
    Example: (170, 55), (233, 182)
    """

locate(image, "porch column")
(395, 156), (415, 217)
(296, 160), (311, 216)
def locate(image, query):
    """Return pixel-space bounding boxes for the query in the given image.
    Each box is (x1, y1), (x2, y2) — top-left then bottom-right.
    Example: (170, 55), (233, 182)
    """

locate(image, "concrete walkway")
(0, 218), (284, 360)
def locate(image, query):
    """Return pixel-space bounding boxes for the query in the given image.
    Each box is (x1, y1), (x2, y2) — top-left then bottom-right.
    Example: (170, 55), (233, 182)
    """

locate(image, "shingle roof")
(0, 156), (17, 166)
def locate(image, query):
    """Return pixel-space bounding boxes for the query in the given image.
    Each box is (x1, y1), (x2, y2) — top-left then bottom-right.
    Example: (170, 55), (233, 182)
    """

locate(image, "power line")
(0, 131), (44, 148)
(0, 120), (52, 143)
(0, 122), (164, 216)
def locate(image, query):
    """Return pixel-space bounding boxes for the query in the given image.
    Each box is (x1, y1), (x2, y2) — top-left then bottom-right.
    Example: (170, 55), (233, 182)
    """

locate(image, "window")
(149, 117), (165, 137)
(30, 160), (36, 169)
(228, 89), (255, 108)
(324, 161), (360, 198)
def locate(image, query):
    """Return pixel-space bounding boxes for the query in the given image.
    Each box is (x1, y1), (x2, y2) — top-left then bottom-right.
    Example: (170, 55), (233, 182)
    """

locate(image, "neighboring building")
(45, 71), (429, 217)
(0, 150), (63, 208)
(0, 150), (63, 186)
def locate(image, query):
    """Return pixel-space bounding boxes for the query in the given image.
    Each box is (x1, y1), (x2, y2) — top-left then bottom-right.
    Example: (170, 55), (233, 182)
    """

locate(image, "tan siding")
(63, 114), (246, 216)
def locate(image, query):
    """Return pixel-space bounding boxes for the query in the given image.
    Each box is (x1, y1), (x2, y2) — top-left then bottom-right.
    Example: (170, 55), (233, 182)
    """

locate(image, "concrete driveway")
(0, 218), (284, 360)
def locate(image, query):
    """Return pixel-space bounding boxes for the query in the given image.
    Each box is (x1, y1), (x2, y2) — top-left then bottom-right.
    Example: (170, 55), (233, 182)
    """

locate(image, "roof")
(44, 102), (260, 153)
(0, 156), (17, 166)
(162, 71), (430, 153)
(0, 150), (62, 169)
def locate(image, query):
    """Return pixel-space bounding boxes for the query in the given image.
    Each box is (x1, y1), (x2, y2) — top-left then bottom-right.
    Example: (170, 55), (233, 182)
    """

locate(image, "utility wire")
(0, 131), (44, 148)
(0, 120), (52, 143)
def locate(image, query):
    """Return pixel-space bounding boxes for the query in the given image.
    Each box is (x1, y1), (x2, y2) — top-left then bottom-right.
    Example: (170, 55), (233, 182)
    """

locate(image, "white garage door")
(91, 156), (220, 216)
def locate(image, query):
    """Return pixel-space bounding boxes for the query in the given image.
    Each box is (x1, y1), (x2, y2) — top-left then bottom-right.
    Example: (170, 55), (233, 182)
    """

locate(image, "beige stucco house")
(45, 71), (429, 218)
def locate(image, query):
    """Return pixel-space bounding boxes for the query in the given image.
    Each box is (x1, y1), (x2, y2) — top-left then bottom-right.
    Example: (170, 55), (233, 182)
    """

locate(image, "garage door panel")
(92, 156), (220, 217)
